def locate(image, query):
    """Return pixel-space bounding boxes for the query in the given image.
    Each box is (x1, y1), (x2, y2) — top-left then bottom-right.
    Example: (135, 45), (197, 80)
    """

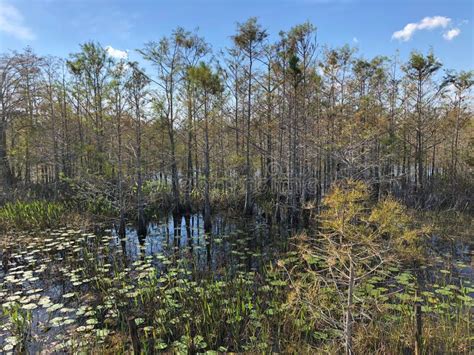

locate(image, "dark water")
(111, 213), (291, 272)
(427, 234), (473, 286)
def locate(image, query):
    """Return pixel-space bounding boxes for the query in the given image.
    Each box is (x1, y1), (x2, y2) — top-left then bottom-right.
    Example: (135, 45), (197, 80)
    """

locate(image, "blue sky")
(0, 0), (472, 71)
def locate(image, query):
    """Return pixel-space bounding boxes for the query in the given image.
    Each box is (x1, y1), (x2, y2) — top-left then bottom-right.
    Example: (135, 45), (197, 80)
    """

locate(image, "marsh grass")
(353, 276), (473, 353)
(0, 201), (64, 230)
(1, 301), (32, 352)
(77, 247), (286, 352)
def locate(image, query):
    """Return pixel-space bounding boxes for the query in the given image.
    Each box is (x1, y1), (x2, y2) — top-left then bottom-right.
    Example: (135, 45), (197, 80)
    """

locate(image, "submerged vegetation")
(0, 10), (472, 354)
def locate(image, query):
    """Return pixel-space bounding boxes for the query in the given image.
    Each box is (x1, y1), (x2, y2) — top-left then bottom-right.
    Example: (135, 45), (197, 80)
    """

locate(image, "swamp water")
(0, 213), (289, 352)
(0, 213), (472, 353)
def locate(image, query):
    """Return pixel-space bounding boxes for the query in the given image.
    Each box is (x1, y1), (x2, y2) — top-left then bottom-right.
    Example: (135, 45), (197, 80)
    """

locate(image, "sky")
(0, 0), (473, 71)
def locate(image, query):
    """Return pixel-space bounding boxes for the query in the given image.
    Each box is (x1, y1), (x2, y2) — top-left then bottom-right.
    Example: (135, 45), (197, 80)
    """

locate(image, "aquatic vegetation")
(1, 301), (33, 352)
(275, 234), (472, 353)
(0, 207), (472, 353)
(0, 201), (65, 230)
(0, 221), (284, 352)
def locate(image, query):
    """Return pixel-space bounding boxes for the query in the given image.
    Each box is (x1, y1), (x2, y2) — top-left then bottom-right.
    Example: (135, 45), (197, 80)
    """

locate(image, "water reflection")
(111, 213), (290, 273)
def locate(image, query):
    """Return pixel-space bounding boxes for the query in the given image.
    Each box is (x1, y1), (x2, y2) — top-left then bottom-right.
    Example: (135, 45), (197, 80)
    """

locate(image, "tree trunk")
(117, 97), (126, 239)
(168, 123), (181, 213)
(203, 95), (212, 233)
(136, 101), (146, 237)
(244, 51), (253, 215)
(414, 302), (423, 355)
(185, 83), (194, 212)
(345, 258), (355, 355)
(0, 120), (13, 188)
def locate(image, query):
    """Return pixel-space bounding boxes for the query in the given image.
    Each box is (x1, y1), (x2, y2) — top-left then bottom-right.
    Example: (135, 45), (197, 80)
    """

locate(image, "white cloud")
(352, 37), (359, 44)
(417, 16), (451, 30)
(105, 45), (128, 60)
(392, 16), (451, 41)
(443, 28), (461, 40)
(0, 1), (35, 40)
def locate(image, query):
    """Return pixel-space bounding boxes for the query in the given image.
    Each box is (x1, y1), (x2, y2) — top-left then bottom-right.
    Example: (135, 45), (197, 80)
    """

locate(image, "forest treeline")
(0, 18), (472, 229)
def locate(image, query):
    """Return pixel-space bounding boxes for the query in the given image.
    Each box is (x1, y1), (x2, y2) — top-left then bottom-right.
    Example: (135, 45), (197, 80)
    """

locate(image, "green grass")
(0, 200), (64, 230)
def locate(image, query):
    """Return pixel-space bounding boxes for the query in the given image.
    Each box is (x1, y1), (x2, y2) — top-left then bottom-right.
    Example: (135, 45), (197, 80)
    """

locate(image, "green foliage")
(404, 50), (442, 80)
(0, 200), (64, 230)
(83, 197), (115, 216)
(187, 62), (223, 95)
(354, 269), (473, 353)
(1, 301), (32, 352)
(232, 17), (267, 52)
(121, 268), (279, 352)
